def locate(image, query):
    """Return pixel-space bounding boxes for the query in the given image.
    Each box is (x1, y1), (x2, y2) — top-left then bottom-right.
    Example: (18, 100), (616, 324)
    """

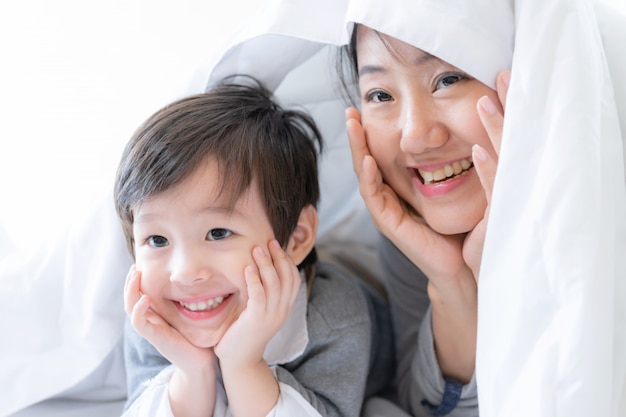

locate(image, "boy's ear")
(286, 204), (318, 265)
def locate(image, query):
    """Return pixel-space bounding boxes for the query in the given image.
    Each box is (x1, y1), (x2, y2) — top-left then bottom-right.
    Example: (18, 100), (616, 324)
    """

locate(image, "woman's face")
(356, 26), (501, 235)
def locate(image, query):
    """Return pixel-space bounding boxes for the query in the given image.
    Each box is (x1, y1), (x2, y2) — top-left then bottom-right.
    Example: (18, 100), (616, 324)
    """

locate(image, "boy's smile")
(131, 158), (277, 348)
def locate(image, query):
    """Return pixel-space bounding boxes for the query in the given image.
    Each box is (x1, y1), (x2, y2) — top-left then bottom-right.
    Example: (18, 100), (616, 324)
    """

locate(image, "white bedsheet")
(8, 400), (125, 417)
(1, 1), (625, 417)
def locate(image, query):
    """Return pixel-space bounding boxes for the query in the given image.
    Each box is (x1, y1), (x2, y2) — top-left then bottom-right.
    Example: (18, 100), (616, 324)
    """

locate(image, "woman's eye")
(434, 72), (466, 90)
(366, 90), (394, 103)
(147, 235), (169, 248)
(207, 228), (232, 241)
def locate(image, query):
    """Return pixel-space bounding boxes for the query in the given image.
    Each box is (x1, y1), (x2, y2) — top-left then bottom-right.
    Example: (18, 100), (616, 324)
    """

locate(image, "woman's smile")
(357, 26), (497, 234)
(409, 162), (476, 198)
(415, 156), (474, 185)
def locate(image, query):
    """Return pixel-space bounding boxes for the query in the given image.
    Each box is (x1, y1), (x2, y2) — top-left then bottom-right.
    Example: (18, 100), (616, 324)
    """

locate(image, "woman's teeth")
(418, 157), (473, 184)
(179, 296), (225, 312)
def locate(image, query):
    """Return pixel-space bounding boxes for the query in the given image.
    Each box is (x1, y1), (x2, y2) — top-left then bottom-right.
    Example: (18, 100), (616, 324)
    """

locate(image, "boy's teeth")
(180, 296), (225, 311)
(418, 157), (473, 185)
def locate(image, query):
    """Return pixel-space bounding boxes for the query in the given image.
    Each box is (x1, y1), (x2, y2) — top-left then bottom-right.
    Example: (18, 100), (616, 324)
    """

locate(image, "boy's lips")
(176, 294), (230, 312)
(414, 156), (473, 185)
(174, 293), (234, 321)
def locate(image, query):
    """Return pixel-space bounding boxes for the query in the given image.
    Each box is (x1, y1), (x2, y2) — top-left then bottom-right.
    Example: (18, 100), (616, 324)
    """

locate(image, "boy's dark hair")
(114, 76), (323, 273)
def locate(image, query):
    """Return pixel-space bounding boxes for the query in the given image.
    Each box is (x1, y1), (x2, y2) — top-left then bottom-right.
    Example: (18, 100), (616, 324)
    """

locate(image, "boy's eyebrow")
(133, 204), (241, 224)
(198, 204), (240, 217)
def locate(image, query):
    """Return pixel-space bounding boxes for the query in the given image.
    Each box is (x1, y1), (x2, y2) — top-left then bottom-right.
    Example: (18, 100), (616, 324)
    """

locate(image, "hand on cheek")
(464, 70), (510, 279)
(347, 107), (408, 240)
(215, 240), (300, 367)
(347, 107), (473, 286)
(123, 265), (217, 374)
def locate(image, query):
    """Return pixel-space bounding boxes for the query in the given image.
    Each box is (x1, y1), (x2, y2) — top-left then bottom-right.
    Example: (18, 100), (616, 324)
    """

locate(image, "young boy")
(114, 78), (386, 417)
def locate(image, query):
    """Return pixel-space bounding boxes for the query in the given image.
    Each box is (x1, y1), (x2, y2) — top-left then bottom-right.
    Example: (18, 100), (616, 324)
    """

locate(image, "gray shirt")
(379, 235), (478, 417)
(124, 260), (394, 417)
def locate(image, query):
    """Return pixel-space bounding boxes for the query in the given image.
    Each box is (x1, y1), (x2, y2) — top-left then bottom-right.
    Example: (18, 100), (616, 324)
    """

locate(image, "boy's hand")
(124, 265), (218, 374)
(214, 240), (301, 367)
(125, 265), (218, 416)
(214, 240), (300, 417)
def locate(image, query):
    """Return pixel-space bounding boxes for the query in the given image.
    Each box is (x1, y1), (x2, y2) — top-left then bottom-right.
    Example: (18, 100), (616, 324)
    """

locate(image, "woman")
(341, 24), (507, 416)
(2, 0), (624, 416)
(205, 0), (626, 416)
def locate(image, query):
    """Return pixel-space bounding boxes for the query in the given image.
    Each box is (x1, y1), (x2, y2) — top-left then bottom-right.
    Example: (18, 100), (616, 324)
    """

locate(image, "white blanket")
(205, 3), (626, 415)
(1, 0), (625, 416)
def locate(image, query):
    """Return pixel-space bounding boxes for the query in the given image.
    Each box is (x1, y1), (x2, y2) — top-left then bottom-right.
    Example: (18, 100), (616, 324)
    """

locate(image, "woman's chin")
(425, 212), (481, 236)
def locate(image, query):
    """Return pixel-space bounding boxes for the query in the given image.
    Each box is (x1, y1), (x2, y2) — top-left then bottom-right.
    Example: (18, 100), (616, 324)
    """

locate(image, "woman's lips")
(410, 157), (475, 198)
(416, 157), (473, 184)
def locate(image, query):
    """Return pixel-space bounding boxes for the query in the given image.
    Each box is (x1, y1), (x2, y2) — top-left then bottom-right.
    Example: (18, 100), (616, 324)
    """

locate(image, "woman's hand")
(346, 70), (509, 382)
(463, 70), (510, 279)
(346, 108), (471, 287)
(124, 265), (218, 374)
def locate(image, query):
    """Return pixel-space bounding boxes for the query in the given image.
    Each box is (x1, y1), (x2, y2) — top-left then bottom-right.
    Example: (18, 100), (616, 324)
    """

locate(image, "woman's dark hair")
(114, 76), (323, 275)
(336, 25), (361, 107)
(336, 24), (404, 107)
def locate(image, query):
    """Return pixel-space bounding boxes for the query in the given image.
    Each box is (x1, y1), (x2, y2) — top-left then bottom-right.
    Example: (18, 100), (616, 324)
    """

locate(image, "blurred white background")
(0, 0), (267, 254)
(0, 0), (624, 254)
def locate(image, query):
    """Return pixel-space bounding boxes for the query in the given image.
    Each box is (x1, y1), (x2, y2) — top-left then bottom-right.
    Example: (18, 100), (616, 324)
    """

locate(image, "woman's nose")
(169, 246), (211, 286)
(399, 102), (448, 154)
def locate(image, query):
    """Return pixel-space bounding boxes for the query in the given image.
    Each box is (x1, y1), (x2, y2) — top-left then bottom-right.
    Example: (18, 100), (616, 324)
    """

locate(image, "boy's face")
(131, 158), (276, 348)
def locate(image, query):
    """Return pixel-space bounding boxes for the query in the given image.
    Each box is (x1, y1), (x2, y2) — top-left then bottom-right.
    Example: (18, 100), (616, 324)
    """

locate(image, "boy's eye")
(366, 89), (394, 103)
(207, 228), (232, 241)
(147, 235), (169, 248)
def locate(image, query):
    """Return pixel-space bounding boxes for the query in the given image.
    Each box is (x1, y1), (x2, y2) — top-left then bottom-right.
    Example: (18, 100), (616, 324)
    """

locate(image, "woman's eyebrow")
(359, 51), (439, 77)
(359, 64), (385, 77)
(415, 51), (437, 66)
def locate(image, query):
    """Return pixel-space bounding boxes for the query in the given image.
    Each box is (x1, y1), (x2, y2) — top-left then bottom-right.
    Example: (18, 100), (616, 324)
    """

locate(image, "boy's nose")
(399, 103), (448, 154)
(169, 247), (211, 285)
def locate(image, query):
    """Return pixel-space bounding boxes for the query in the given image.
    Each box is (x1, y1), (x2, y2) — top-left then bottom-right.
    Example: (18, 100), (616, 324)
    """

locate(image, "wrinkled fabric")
(206, 0), (626, 416)
(0, 196), (131, 416)
(1, 0), (624, 416)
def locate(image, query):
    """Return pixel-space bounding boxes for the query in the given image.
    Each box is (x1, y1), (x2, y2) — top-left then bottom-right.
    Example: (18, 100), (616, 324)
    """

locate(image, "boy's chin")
(182, 330), (221, 349)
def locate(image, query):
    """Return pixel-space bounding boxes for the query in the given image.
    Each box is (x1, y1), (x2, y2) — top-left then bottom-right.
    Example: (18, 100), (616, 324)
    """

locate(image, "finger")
(346, 107), (368, 179)
(130, 293), (168, 331)
(463, 220), (487, 281)
(496, 70), (510, 113)
(477, 95), (504, 156)
(267, 239), (301, 309)
(345, 106), (361, 124)
(124, 266), (142, 316)
(252, 244), (284, 311)
(130, 295), (188, 360)
(243, 264), (266, 314)
(129, 293), (153, 333)
(472, 144), (497, 205)
(360, 155), (388, 226)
